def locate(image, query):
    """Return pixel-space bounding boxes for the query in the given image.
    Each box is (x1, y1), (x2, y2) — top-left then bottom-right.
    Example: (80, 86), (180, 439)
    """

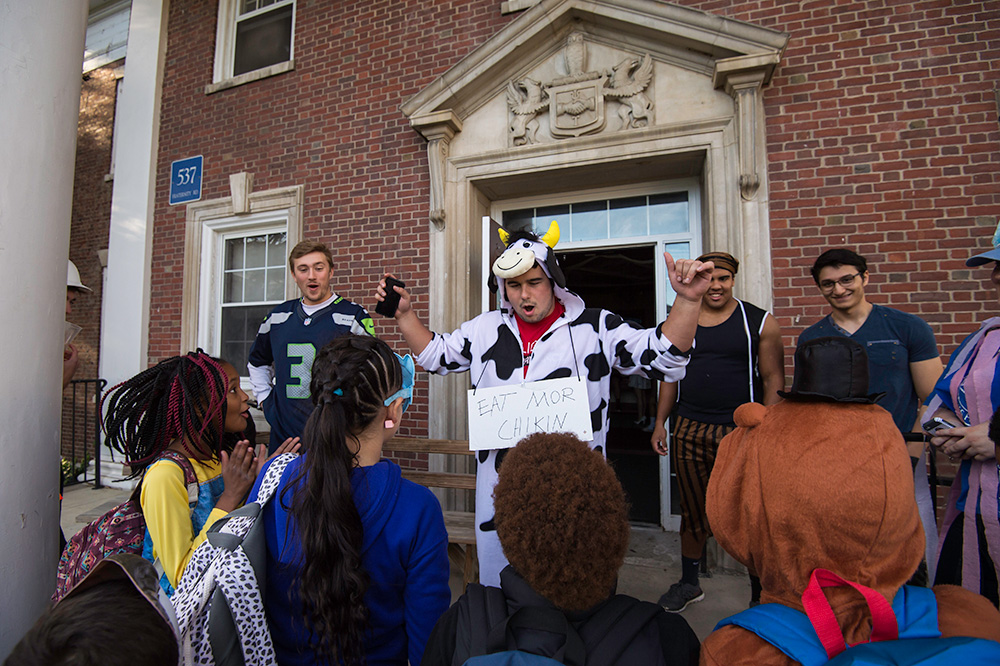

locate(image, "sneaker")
(658, 582), (705, 612)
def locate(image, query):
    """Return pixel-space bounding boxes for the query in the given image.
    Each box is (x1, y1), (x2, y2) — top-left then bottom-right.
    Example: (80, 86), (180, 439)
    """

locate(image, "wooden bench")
(385, 437), (478, 586)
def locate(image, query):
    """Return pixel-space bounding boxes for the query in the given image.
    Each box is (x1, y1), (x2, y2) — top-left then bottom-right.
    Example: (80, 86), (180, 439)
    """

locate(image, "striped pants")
(673, 415), (735, 560)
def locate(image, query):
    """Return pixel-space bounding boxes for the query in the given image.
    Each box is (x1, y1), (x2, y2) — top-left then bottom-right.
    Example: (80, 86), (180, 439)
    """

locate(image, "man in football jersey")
(248, 240), (375, 452)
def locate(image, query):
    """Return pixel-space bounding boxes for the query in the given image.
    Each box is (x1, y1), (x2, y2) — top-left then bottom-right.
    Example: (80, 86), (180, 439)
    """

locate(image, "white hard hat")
(67, 260), (92, 293)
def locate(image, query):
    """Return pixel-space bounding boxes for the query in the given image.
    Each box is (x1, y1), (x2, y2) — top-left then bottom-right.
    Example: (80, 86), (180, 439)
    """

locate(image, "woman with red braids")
(102, 351), (299, 594)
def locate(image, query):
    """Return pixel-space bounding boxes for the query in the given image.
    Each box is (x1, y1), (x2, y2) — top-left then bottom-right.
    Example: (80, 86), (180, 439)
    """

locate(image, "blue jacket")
(249, 456), (451, 666)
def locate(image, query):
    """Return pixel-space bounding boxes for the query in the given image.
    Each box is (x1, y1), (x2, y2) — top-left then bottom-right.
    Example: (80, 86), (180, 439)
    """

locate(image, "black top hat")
(778, 337), (885, 404)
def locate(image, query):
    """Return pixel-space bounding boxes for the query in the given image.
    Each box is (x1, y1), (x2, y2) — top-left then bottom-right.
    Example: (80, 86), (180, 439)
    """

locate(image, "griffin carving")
(605, 54), (654, 129)
(506, 77), (548, 146)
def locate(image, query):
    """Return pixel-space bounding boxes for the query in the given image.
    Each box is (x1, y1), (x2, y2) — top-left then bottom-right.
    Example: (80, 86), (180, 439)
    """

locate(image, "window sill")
(205, 59), (295, 95)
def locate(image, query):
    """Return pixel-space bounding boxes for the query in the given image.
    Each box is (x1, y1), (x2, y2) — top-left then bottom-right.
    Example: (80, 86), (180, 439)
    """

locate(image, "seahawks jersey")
(248, 294), (374, 450)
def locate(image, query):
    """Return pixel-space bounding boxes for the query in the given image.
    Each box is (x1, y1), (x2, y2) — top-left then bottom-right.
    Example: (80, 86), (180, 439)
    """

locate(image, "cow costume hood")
(490, 221), (583, 321)
(416, 218), (693, 586)
(492, 221), (567, 288)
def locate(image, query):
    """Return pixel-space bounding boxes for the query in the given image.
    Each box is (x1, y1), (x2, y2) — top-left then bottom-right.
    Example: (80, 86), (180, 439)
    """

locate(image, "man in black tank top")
(649, 252), (785, 612)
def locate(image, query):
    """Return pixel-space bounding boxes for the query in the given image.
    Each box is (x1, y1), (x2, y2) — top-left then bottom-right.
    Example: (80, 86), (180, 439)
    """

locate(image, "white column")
(99, 0), (169, 390)
(0, 0), (87, 655)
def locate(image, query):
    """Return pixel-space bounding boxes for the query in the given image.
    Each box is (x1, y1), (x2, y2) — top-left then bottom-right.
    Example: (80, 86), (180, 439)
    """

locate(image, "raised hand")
(375, 274), (414, 318)
(664, 252), (714, 303)
(216, 439), (259, 512)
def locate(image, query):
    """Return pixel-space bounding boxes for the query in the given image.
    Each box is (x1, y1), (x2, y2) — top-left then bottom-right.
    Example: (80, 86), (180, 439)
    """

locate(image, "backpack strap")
(715, 603), (831, 666)
(485, 605), (586, 666)
(802, 569), (898, 659)
(580, 596), (663, 665)
(251, 452), (297, 507)
(156, 450), (200, 504)
(206, 453), (298, 544)
(891, 585), (940, 640)
(455, 583), (510, 665)
(716, 580), (943, 666)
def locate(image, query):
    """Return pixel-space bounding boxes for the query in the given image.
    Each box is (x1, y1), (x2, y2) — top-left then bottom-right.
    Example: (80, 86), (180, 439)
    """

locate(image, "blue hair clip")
(333, 388), (343, 396)
(383, 353), (414, 413)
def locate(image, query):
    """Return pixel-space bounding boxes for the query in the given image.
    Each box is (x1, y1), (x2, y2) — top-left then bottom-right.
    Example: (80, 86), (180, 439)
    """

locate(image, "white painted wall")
(0, 0), (88, 655)
(99, 0), (169, 392)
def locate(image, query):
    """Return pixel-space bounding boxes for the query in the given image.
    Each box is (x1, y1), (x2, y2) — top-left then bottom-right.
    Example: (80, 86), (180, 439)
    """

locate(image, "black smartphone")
(922, 416), (957, 433)
(376, 277), (405, 317)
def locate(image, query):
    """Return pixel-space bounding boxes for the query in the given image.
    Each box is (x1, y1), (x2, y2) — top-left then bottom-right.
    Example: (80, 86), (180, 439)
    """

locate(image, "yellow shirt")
(140, 456), (229, 588)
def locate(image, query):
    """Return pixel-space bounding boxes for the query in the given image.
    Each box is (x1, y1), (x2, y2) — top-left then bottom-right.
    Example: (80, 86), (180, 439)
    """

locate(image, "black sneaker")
(658, 582), (705, 612)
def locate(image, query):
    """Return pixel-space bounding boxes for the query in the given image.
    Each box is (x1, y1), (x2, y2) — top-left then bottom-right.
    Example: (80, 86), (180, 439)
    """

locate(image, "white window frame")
(181, 184), (304, 391)
(199, 214), (289, 377)
(209, 0), (296, 93)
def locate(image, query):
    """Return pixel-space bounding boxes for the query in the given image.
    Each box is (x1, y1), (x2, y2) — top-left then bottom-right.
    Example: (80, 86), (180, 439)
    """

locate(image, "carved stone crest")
(549, 77), (606, 137)
(505, 32), (655, 145)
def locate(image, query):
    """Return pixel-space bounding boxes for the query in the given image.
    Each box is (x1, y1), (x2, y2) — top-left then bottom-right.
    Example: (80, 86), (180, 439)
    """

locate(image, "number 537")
(175, 166), (198, 186)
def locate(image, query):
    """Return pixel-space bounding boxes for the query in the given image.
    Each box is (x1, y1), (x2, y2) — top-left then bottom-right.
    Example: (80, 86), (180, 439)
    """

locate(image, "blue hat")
(966, 222), (1000, 267)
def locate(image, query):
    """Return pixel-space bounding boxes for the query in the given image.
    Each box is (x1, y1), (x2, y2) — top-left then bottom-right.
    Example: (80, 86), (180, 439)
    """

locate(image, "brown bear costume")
(700, 378), (1000, 664)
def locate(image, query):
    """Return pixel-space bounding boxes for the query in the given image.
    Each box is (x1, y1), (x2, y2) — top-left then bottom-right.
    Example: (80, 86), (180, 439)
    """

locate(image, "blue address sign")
(169, 155), (204, 205)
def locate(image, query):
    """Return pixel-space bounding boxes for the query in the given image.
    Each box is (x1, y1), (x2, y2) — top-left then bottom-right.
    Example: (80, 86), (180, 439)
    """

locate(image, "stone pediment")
(402, 0), (787, 125)
(403, 0), (788, 227)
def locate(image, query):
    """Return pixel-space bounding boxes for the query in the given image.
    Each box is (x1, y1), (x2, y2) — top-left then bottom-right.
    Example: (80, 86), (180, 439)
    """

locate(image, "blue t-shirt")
(797, 304), (939, 432)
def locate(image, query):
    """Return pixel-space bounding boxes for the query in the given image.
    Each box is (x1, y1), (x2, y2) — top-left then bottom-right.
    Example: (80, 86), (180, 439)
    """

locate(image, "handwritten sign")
(467, 376), (593, 451)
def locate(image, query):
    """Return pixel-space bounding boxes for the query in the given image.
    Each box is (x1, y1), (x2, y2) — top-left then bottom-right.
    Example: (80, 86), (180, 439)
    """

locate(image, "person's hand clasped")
(930, 422), (995, 462)
(217, 439), (260, 511)
(664, 253), (714, 302)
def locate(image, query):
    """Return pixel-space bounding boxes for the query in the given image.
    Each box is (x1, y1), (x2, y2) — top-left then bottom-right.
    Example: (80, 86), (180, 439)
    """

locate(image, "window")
(211, 0), (295, 89)
(504, 191), (690, 243)
(181, 183), (304, 379)
(219, 231), (287, 368)
(233, 0), (293, 77)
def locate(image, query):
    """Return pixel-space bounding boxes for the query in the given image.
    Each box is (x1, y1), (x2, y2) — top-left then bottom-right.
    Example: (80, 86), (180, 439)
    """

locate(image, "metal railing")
(62, 378), (107, 490)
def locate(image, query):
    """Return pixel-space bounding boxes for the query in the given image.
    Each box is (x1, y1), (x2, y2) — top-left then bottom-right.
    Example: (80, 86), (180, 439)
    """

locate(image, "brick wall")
(150, 1), (1000, 480)
(150, 0), (514, 446)
(678, 0), (1000, 515)
(678, 0), (1000, 358)
(62, 59), (120, 467)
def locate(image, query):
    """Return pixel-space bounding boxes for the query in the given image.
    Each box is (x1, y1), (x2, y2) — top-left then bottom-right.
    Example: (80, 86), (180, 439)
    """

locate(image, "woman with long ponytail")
(248, 334), (450, 665)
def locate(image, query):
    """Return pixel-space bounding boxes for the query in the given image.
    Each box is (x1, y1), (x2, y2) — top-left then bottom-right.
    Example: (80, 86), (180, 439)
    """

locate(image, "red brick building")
(110, 0), (999, 525)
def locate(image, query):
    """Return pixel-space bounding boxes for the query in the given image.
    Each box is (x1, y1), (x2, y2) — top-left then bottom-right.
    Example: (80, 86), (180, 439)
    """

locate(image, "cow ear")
(540, 220), (560, 249)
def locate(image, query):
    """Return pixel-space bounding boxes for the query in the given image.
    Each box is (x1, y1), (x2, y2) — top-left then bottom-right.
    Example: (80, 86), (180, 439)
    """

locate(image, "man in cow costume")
(376, 221), (712, 585)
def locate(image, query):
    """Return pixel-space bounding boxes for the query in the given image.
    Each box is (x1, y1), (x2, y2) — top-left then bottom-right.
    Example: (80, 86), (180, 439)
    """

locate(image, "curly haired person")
(423, 432), (700, 666)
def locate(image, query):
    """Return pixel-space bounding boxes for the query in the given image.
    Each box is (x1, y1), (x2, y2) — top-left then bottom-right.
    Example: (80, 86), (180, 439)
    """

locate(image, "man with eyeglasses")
(798, 248), (943, 580)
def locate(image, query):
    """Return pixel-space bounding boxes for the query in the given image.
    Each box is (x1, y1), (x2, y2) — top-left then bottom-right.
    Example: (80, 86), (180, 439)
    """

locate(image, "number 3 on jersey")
(286, 343), (316, 399)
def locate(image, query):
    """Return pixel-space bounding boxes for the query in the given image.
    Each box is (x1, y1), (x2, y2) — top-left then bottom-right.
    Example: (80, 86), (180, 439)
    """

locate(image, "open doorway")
(558, 245), (664, 524)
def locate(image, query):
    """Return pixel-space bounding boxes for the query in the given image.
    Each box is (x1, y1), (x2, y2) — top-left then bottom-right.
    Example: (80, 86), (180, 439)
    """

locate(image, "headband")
(697, 251), (739, 276)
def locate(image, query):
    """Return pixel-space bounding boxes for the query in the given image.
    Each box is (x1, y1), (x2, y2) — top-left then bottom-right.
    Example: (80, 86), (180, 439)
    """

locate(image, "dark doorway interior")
(557, 245), (662, 524)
